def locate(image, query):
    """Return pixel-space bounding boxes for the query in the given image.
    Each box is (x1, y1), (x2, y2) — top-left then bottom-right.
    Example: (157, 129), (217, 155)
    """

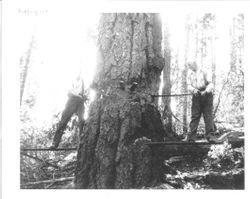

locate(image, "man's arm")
(202, 70), (214, 95)
(187, 71), (199, 95)
(205, 82), (213, 93)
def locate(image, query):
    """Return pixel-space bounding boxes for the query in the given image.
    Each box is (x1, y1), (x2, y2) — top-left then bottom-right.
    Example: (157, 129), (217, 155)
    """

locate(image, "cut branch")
(213, 72), (231, 118)
(20, 152), (59, 169)
(152, 93), (192, 98)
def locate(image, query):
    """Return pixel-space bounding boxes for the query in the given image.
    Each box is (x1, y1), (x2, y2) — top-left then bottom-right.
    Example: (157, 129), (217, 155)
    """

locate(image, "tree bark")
(75, 13), (165, 189)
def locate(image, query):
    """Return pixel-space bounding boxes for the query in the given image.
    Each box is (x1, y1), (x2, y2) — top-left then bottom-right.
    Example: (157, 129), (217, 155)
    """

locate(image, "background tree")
(162, 25), (172, 134)
(181, 15), (191, 134)
(219, 14), (244, 125)
(20, 36), (35, 105)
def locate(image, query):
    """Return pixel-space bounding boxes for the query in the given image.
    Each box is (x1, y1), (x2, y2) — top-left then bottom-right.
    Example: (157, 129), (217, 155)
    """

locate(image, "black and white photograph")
(2, 0), (249, 197)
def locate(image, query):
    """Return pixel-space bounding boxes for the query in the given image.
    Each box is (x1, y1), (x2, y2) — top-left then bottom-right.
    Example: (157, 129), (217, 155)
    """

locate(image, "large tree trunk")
(75, 13), (165, 189)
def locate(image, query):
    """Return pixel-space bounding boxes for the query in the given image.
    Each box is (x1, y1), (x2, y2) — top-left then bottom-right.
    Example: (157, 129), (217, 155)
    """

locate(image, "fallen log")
(216, 131), (244, 148)
(146, 135), (244, 159)
(20, 177), (74, 187)
(146, 141), (221, 146)
(203, 169), (244, 189)
(164, 168), (244, 189)
(21, 147), (77, 152)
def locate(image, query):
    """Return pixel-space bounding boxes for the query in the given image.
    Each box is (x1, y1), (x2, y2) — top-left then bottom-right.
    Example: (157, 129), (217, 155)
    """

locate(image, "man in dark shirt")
(50, 76), (87, 149)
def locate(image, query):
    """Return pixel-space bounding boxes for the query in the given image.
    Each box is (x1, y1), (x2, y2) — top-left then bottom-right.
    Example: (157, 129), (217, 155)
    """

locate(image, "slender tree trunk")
(181, 68), (188, 134)
(173, 51), (182, 134)
(181, 16), (190, 133)
(75, 13), (165, 189)
(162, 25), (172, 134)
(20, 36), (34, 105)
(211, 20), (216, 124)
(195, 17), (199, 63)
(211, 18), (216, 88)
(230, 18), (237, 71)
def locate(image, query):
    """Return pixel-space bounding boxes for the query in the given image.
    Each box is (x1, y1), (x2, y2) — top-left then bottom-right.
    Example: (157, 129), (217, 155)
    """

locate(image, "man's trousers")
(189, 92), (214, 139)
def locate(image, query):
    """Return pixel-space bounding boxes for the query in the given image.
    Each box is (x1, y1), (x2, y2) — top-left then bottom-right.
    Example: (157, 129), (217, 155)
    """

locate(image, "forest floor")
(160, 151), (244, 189)
(155, 125), (244, 189)
(20, 125), (244, 189)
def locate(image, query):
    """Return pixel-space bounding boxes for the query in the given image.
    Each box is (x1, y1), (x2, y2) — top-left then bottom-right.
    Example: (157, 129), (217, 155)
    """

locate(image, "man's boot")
(182, 133), (196, 142)
(50, 131), (63, 149)
(49, 141), (59, 149)
(206, 132), (220, 144)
